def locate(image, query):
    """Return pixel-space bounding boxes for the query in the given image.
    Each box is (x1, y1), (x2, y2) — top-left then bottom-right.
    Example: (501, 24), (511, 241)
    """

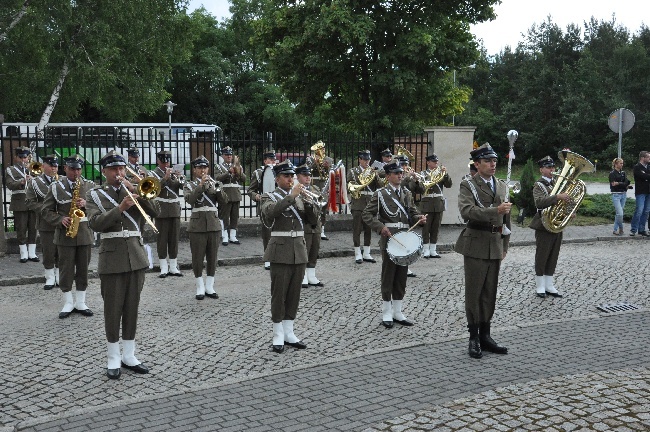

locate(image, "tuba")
(348, 166), (376, 199)
(541, 150), (594, 233)
(308, 141), (329, 179)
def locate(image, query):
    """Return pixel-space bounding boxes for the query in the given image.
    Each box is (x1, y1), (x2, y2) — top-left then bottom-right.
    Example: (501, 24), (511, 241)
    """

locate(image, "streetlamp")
(163, 100), (176, 143)
(452, 64), (476, 126)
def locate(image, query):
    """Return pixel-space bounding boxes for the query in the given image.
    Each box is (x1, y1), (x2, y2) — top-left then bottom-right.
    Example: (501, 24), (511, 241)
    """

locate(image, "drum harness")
(377, 187), (410, 228)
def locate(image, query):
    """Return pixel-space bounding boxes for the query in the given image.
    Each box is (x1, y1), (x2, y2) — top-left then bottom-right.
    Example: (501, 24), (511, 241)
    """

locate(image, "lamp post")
(163, 100), (176, 145)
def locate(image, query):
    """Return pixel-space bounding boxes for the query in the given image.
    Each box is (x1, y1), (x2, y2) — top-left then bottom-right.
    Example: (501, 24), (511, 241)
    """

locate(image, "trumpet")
(29, 161), (43, 176)
(117, 175), (159, 233)
(200, 174), (220, 190)
(298, 184), (326, 207)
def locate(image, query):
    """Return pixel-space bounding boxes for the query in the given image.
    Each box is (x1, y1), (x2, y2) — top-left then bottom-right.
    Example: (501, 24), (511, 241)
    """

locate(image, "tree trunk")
(0, 0), (30, 44)
(33, 59), (69, 153)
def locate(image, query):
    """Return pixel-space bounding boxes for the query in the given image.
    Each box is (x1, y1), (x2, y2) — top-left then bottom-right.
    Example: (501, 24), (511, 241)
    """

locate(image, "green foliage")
(579, 194), (636, 221)
(512, 158), (537, 218)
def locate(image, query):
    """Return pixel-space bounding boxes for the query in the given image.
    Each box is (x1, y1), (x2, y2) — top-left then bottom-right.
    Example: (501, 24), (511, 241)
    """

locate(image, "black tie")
(396, 188), (400, 199)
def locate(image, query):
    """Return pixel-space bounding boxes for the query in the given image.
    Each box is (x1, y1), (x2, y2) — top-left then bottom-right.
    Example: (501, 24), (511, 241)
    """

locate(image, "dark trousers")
(155, 217), (180, 259)
(534, 230), (563, 276)
(57, 244), (91, 292)
(464, 256), (501, 325)
(189, 231), (219, 277)
(100, 269), (145, 343)
(422, 211), (443, 243)
(380, 248), (408, 301)
(14, 210), (37, 245)
(305, 231), (320, 267)
(352, 210), (372, 247)
(222, 201), (240, 229)
(270, 263), (305, 322)
(40, 231), (58, 269)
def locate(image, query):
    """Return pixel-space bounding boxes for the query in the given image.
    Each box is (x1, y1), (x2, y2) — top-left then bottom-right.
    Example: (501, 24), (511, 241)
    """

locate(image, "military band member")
(25, 154), (60, 289)
(184, 156), (227, 300)
(309, 144), (332, 241)
(86, 151), (161, 379)
(126, 147), (146, 179)
(529, 156), (571, 298)
(347, 150), (381, 264)
(41, 155), (95, 319)
(417, 154), (452, 258)
(149, 150), (183, 277)
(380, 148), (393, 165)
(362, 161), (425, 328)
(249, 150), (277, 270)
(214, 146), (246, 246)
(261, 160), (318, 353)
(295, 164), (325, 288)
(396, 156), (420, 277)
(6, 146), (39, 263)
(455, 144), (511, 359)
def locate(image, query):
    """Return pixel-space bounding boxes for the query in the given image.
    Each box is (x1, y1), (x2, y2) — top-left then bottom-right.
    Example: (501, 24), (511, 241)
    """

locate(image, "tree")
(0, 0), (193, 133)
(254, 0), (499, 133)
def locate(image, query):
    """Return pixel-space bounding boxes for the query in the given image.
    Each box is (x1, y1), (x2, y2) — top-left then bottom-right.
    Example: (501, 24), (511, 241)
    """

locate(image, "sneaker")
(630, 232), (636, 237)
(640, 232), (649, 237)
(613, 231), (620, 236)
(619, 228), (624, 235)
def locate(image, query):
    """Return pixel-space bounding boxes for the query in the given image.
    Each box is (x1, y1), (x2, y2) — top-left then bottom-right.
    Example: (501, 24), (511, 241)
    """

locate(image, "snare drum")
(386, 231), (423, 266)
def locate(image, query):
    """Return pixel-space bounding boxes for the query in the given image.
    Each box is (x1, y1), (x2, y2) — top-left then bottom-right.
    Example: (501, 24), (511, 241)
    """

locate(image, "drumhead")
(386, 231), (423, 266)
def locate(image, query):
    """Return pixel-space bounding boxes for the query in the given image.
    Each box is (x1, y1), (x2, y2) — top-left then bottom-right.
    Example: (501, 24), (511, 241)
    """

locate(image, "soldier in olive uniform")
(248, 150), (277, 270)
(214, 146), (246, 245)
(529, 156), (571, 298)
(309, 144), (333, 241)
(126, 147), (146, 178)
(6, 146), (39, 262)
(362, 161), (426, 329)
(455, 144), (511, 359)
(184, 156), (227, 300)
(41, 155), (95, 319)
(417, 154), (452, 258)
(25, 154), (60, 289)
(295, 164), (325, 288)
(86, 151), (161, 380)
(149, 150), (183, 277)
(347, 150), (381, 264)
(261, 160), (318, 353)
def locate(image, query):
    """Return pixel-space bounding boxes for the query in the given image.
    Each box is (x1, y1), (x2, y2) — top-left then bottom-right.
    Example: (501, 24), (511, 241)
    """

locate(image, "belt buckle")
(491, 225), (501, 234)
(121, 230), (130, 238)
(290, 230), (297, 238)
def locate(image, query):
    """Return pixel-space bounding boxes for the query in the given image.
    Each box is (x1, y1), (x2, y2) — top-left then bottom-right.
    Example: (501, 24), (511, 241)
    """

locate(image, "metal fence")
(1, 125), (430, 229)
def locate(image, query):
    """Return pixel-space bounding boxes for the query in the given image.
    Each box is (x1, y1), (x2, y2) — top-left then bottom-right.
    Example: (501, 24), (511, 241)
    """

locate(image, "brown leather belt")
(467, 222), (502, 234)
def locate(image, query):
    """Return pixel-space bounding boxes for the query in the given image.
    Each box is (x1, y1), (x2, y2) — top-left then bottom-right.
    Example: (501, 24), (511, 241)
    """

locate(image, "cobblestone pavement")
(0, 228), (648, 431)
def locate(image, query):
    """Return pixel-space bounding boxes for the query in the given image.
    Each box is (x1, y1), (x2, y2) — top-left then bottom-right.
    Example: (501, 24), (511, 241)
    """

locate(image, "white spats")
(392, 300), (407, 321)
(196, 277), (205, 296)
(282, 320), (300, 344)
(205, 276), (216, 295)
(382, 301), (393, 322)
(61, 291), (74, 313)
(107, 342), (121, 369)
(272, 322), (284, 346)
(159, 258), (169, 276)
(121, 340), (141, 367)
(74, 290), (90, 311)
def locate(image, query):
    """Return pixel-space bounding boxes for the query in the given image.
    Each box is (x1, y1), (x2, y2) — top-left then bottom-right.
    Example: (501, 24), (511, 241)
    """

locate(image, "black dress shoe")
(264, 265), (271, 271)
(59, 311), (72, 319)
(229, 240), (240, 245)
(285, 340), (307, 349)
(394, 318), (414, 326)
(321, 236), (329, 241)
(44, 284), (55, 290)
(545, 291), (563, 298)
(158, 273), (168, 279)
(363, 258), (376, 263)
(407, 272), (417, 277)
(121, 362), (149, 374)
(431, 254), (441, 259)
(168, 272), (183, 277)
(29, 256), (40, 262)
(272, 345), (285, 353)
(196, 294), (205, 300)
(106, 368), (121, 379)
(536, 292), (546, 298)
(423, 255), (432, 259)
(480, 335), (508, 354)
(302, 283), (308, 288)
(222, 241), (229, 246)
(355, 258), (363, 264)
(19, 258), (28, 263)
(381, 320), (394, 329)
(468, 336), (482, 359)
(640, 232), (649, 237)
(205, 292), (218, 299)
(308, 281), (324, 287)
(74, 308), (94, 317)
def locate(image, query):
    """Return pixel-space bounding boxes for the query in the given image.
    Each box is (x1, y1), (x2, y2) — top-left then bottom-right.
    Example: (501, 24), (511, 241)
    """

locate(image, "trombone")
(125, 165), (162, 200)
(117, 173), (159, 233)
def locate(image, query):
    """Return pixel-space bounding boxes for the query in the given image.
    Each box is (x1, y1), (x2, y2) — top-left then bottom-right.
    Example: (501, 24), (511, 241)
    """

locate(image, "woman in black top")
(609, 158), (631, 235)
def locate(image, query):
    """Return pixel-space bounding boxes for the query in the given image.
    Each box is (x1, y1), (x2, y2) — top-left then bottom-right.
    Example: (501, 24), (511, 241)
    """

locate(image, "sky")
(187, 0), (648, 55)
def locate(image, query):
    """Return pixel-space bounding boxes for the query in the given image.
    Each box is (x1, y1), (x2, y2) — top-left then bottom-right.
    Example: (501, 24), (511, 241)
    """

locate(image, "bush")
(578, 194), (636, 221)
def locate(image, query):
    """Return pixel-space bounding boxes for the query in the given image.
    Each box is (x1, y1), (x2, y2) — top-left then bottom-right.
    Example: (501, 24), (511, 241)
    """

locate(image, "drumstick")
(406, 220), (421, 233)
(388, 233), (406, 248)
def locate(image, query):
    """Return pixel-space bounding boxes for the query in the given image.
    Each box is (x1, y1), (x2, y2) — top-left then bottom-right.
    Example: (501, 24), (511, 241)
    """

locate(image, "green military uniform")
(214, 152), (247, 244)
(6, 149), (38, 261)
(86, 150), (161, 379)
(417, 160), (452, 258)
(25, 161), (59, 289)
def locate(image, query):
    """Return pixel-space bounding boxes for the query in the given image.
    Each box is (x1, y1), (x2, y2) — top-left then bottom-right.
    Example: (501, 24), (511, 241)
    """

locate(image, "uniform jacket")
(529, 177), (560, 232)
(5, 164), (29, 211)
(632, 162), (650, 196)
(454, 175), (511, 260)
(86, 184), (161, 275)
(214, 163), (247, 202)
(25, 173), (58, 232)
(41, 177), (95, 246)
(150, 166), (182, 218)
(183, 179), (227, 233)
(248, 166), (275, 212)
(126, 162), (146, 181)
(347, 165), (383, 211)
(300, 184), (324, 234)
(260, 187), (318, 264)
(415, 170), (453, 213)
(362, 185), (421, 250)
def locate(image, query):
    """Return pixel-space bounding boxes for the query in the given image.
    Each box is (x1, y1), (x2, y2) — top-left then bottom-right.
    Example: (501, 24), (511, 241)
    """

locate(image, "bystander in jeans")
(609, 158), (631, 235)
(629, 151), (650, 236)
